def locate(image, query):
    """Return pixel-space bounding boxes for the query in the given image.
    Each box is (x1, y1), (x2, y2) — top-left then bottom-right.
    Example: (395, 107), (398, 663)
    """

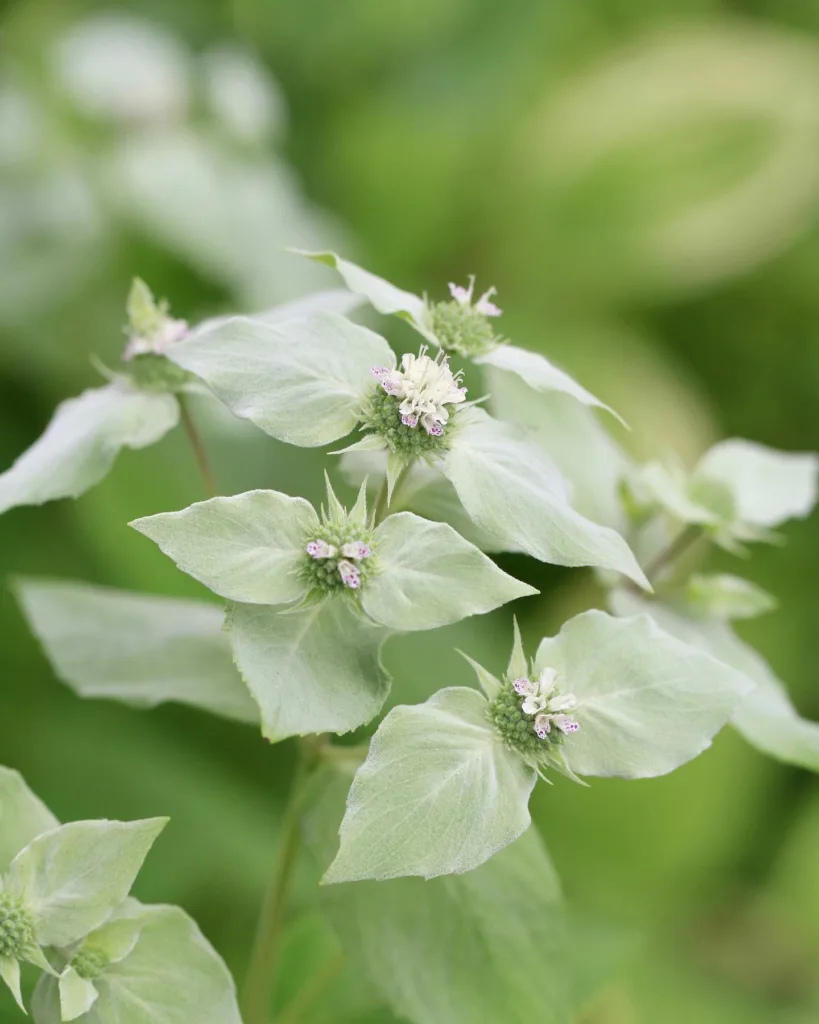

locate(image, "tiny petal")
(341, 540), (371, 560)
(307, 540), (337, 559)
(475, 287), (502, 317)
(426, 421), (444, 437)
(338, 560), (361, 589)
(401, 412), (419, 427)
(513, 677), (532, 695)
(534, 714), (552, 739)
(554, 715), (580, 734)
(448, 275), (475, 305)
(521, 694), (546, 716)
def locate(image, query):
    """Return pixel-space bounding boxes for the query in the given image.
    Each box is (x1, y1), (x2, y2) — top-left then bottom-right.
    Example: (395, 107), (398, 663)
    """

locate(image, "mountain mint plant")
(3, 257), (818, 1023)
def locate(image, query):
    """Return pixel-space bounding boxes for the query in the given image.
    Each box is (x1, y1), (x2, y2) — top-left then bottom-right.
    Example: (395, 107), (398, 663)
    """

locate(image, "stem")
(373, 463), (407, 525)
(643, 524), (703, 585)
(179, 395), (219, 497)
(242, 741), (317, 1024)
(273, 952), (345, 1024)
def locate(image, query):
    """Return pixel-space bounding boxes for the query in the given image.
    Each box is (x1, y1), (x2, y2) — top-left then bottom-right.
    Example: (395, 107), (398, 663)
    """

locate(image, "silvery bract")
(626, 439), (819, 553)
(14, 578), (259, 725)
(611, 589), (819, 772)
(0, 768), (165, 1014)
(294, 249), (625, 423)
(324, 612), (751, 883)
(130, 479), (536, 740)
(31, 900), (243, 1024)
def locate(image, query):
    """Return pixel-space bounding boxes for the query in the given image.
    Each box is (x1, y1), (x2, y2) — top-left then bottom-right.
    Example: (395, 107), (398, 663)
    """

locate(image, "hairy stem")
(273, 951), (345, 1024)
(644, 524), (703, 585)
(243, 739), (320, 1024)
(179, 395), (219, 497)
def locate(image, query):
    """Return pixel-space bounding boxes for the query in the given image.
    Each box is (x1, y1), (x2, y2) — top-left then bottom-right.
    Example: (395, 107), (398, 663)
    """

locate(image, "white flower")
(341, 540), (371, 559)
(371, 347), (467, 436)
(338, 559), (361, 589)
(517, 667), (580, 737)
(306, 539), (337, 559)
(123, 315), (189, 361)
(448, 275), (502, 318)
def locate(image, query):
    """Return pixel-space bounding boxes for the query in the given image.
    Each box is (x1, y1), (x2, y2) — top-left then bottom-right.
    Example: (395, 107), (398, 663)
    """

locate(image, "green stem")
(242, 740), (318, 1024)
(643, 524), (703, 585)
(179, 395), (219, 497)
(273, 952), (345, 1024)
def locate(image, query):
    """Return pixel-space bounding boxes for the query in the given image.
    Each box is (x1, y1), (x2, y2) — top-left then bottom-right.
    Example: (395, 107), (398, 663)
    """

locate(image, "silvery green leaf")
(0, 956), (24, 1013)
(363, 512), (536, 632)
(324, 687), (535, 883)
(168, 312), (394, 446)
(309, 769), (568, 1024)
(535, 610), (752, 778)
(33, 903), (242, 1024)
(59, 968), (99, 1021)
(686, 573), (777, 620)
(6, 818), (167, 947)
(130, 490), (317, 605)
(507, 618), (528, 680)
(488, 371), (631, 532)
(610, 590), (819, 771)
(443, 411), (649, 589)
(226, 601), (391, 742)
(295, 249), (433, 335)
(459, 651), (503, 701)
(0, 382), (179, 514)
(696, 439), (819, 528)
(15, 578), (259, 725)
(0, 767), (59, 874)
(193, 288), (366, 335)
(477, 343), (625, 425)
(628, 459), (719, 526)
(348, 479), (368, 527)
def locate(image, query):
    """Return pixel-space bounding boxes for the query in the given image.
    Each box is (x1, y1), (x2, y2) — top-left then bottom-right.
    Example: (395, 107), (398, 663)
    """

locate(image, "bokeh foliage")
(1, 0), (818, 1020)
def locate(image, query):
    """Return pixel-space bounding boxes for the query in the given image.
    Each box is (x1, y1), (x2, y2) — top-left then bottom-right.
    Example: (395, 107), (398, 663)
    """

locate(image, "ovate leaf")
(535, 610), (752, 778)
(15, 578), (259, 725)
(696, 439), (819, 529)
(324, 687), (535, 883)
(131, 490), (317, 605)
(686, 573), (777, 620)
(611, 591), (819, 772)
(59, 968), (99, 1021)
(442, 411), (649, 588)
(226, 601), (391, 741)
(476, 343), (625, 425)
(168, 312), (394, 446)
(7, 818), (167, 947)
(192, 287), (366, 334)
(0, 767), (59, 874)
(0, 382), (179, 514)
(363, 512), (537, 631)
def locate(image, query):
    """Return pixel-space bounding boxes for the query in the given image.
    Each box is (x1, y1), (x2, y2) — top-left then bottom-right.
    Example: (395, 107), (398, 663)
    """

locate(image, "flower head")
(448, 275), (502, 318)
(428, 276), (503, 357)
(123, 278), (189, 362)
(371, 348), (466, 437)
(488, 664), (580, 761)
(300, 480), (376, 597)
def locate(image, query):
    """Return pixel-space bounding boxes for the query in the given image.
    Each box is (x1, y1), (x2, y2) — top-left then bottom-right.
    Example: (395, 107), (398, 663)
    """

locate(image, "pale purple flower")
(534, 714), (552, 739)
(306, 540), (337, 559)
(123, 316), (189, 361)
(338, 560), (361, 589)
(513, 677), (537, 696)
(448, 276), (502, 318)
(554, 715), (580, 734)
(341, 540), (371, 560)
(372, 348), (467, 437)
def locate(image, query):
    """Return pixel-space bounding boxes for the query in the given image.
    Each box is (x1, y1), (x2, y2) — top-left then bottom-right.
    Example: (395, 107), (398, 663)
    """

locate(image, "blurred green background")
(1, 1), (818, 1021)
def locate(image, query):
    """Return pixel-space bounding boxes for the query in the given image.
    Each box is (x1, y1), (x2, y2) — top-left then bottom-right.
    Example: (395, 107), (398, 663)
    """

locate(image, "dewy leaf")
(15, 578), (259, 725)
(535, 610), (752, 779)
(308, 769), (569, 1024)
(295, 250), (432, 333)
(696, 439), (819, 529)
(610, 590), (819, 772)
(0, 381), (179, 514)
(476, 343), (625, 425)
(226, 601), (391, 742)
(32, 902), (242, 1024)
(131, 490), (318, 605)
(686, 573), (777, 620)
(324, 687), (536, 883)
(442, 410), (650, 589)
(0, 767), (60, 875)
(363, 512), (537, 631)
(168, 311), (394, 446)
(6, 818), (167, 947)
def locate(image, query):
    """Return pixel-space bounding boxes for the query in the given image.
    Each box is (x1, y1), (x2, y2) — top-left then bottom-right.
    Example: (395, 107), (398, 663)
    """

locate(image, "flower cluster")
(301, 519), (376, 595)
(489, 666), (580, 758)
(123, 279), (189, 362)
(0, 891), (35, 963)
(371, 348), (466, 436)
(427, 276), (503, 357)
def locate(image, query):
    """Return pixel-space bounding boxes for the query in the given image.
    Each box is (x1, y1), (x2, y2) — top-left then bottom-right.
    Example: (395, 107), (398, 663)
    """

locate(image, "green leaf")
(0, 382), (179, 514)
(686, 573), (777, 620)
(168, 312), (394, 446)
(324, 688), (535, 883)
(193, 288), (366, 335)
(535, 610), (751, 779)
(442, 410), (649, 589)
(295, 250), (432, 334)
(130, 490), (318, 605)
(363, 512), (537, 631)
(33, 903), (242, 1024)
(0, 767), (59, 875)
(459, 651), (503, 701)
(6, 818), (167, 947)
(59, 968), (99, 1021)
(477, 343), (625, 425)
(610, 590), (819, 772)
(226, 601), (391, 742)
(0, 956), (24, 1013)
(15, 578), (259, 725)
(696, 439), (819, 529)
(310, 769), (569, 1024)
